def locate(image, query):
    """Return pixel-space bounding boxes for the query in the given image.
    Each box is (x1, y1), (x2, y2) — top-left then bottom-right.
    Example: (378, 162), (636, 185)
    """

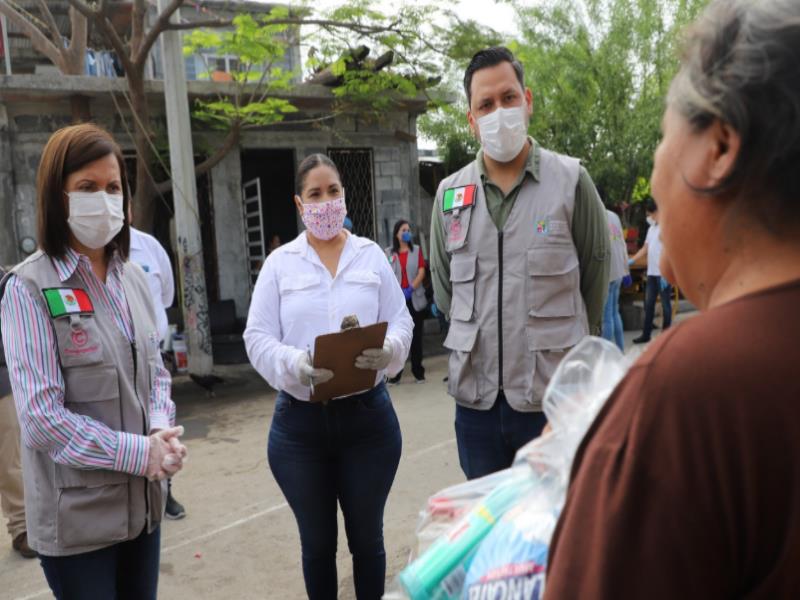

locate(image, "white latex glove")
(146, 426), (186, 481)
(293, 352), (334, 387)
(354, 340), (393, 371)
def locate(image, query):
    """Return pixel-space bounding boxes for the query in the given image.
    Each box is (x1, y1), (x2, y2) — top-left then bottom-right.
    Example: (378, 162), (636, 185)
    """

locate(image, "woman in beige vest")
(0, 124), (186, 599)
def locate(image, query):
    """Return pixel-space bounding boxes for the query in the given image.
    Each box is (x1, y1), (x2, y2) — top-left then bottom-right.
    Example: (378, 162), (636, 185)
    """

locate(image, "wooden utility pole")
(156, 0), (213, 375)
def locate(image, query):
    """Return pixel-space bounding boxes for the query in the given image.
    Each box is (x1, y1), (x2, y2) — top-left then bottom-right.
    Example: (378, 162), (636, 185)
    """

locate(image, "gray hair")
(668, 0), (800, 230)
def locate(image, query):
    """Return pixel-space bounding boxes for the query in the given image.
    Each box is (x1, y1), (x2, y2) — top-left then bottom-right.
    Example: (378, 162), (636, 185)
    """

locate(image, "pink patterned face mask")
(301, 197), (347, 240)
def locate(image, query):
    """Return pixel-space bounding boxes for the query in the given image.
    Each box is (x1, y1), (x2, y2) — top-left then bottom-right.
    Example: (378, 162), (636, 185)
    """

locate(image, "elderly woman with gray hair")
(545, 1), (800, 598)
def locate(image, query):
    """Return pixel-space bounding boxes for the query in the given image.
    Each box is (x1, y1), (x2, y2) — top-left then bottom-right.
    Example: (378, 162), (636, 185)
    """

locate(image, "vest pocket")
(53, 315), (104, 368)
(279, 273), (320, 295)
(525, 315), (585, 352)
(525, 345), (568, 406)
(443, 321), (479, 401)
(63, 365), (121, 431)
(56, 477), (129, 548)
(449, 253), (477, 322)
(444, 207), (472, 253)
(527, 248), (579, 317)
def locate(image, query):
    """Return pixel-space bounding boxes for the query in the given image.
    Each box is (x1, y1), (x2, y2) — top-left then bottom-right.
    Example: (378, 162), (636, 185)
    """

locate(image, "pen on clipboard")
(306, 345), (314, 396)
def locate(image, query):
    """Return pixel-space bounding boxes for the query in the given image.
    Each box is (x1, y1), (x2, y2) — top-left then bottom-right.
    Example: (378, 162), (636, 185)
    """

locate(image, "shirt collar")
(476, 136), (540, 184)
(129, 227), (145, 250)
(51, 247), (124, 283)
(285, 231), (370, 257)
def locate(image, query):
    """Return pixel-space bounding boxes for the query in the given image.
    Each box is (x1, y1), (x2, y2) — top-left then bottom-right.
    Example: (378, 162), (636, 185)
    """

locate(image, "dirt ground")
(1, 354), (464, 600)
(0, 320), (680, 600)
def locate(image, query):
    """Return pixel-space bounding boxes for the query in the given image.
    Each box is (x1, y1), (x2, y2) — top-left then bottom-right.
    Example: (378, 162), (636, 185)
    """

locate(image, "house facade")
(0, 1), (429, 321)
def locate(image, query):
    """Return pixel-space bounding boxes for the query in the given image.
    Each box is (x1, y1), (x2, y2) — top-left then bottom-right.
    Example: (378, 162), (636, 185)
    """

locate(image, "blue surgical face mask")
(401, 231), (412, 243)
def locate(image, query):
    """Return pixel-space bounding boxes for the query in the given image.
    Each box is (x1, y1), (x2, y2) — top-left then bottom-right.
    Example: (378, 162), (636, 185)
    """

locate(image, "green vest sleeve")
(572, 167), (610, 335)
(429, 189), (452, 318)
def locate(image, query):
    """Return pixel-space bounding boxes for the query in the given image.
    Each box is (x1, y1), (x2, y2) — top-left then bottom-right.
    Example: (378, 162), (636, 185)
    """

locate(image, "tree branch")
(0, 3), (64, 70)
(66, 0), (135, 75)
(130, 0), (145, 64)
(64, 6), (88, 75)
(165, 18), (232, 31)
(63, 0), (93, 21)
(194, 124), (241, 178)
(153, 124), (241, 195)
(35, 0), (63, 47)
(165, 17), (405, 36)
(135, 0), (183, 67)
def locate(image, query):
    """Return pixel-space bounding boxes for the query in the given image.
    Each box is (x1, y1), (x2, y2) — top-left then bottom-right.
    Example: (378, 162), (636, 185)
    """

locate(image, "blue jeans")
(455, 392), (548, 480)
(268, 382), (402, 600)
(602, 278), (625, 351)
(642, 275), (672, 339)
(39, 525), (160, 600)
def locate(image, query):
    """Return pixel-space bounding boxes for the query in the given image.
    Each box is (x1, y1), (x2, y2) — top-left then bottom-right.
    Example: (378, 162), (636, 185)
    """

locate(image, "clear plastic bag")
(391, 337), (634, 600)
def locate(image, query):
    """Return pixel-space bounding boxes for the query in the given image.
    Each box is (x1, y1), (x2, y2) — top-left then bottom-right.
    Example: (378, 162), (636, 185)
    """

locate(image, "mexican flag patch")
(442, 184), (476, 212)
(43, 288), (94, 318)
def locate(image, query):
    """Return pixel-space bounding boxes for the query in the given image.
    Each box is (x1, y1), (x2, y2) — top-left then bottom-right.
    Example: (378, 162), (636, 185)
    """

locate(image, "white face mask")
(476, 104), (529, 163)
(646, 216), (656, 226)
(67, 191), (125, 249)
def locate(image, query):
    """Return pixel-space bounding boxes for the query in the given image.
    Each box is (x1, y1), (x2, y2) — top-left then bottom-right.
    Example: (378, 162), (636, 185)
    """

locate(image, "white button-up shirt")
(645, 222), (663, 277)
(244, 231), (413, 401)
(129, 227), (175, 342)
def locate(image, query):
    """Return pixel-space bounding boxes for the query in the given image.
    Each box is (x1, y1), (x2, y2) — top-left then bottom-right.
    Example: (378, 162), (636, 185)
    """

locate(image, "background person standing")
(629, 198), (672, 343)
(602, 208), (630, 351)
(386, 220), (427, 384)
(429, 47), (610, 480)
(129, 219), (186, 521)
(0, 267), (36, 559)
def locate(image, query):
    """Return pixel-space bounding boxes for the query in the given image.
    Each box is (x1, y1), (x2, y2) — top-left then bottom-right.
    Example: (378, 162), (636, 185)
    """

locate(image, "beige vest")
(0, 251), (166, 556)
(436, 149), (589, 412)
(386, 245), (428, 312)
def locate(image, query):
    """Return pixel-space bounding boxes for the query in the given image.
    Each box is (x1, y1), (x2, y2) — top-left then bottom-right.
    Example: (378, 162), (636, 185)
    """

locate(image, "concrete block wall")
(0, 90), (425, 320)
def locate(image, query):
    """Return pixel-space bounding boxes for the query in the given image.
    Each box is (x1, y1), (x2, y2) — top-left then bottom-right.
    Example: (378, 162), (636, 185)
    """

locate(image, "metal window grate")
(327, 148), (376, 239)
(242, 177), (266, 287)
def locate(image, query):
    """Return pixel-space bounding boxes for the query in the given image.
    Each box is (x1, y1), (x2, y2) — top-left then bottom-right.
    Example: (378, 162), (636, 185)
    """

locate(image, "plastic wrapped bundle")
(394, 337), (634, 600)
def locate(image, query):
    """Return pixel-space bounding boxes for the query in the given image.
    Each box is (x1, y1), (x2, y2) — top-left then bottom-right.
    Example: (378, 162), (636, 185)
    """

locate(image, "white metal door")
(242, 177), (266, 287)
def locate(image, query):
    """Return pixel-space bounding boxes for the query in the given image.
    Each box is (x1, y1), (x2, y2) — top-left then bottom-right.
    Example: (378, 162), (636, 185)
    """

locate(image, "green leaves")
(185, 0), (448, 132)
(422, 0), (709, 204)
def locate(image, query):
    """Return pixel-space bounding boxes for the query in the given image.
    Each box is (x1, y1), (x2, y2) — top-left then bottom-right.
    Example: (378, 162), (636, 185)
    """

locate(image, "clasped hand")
(146, 426), (188, 482)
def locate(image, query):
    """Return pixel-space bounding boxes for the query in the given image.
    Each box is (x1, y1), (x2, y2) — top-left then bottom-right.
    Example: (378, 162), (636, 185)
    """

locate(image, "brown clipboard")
(309, 321), (388, 403)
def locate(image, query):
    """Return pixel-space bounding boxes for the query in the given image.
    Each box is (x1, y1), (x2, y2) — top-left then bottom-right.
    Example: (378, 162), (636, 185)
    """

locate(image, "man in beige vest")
(0, 267), (36, 558)
(429, 47), (610, 480)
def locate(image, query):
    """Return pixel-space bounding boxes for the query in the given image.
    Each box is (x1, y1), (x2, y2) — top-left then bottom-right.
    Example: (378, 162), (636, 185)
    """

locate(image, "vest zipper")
(497, 230), (504, 391)
(132, 341), (150, 521)
(131, 341), (138, 397)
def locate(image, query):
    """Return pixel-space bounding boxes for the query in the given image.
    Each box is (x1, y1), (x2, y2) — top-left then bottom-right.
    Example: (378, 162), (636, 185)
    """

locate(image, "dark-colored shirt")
(545, 279), (800, 600)
(429, 139), (610, 334)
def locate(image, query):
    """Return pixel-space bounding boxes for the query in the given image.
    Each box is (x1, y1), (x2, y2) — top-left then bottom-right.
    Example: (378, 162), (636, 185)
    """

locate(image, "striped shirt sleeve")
(0, 275), (150, 477)
(149, 358), (175, 432)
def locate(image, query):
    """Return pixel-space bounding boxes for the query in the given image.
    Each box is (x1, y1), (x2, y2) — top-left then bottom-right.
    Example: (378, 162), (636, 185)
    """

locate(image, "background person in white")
(128, 216), (186, 520)
(629, 198), (672, 343)
(128, 223), (174, 343)
(602, 207), (630, 351)
(244, 154), (412, 600)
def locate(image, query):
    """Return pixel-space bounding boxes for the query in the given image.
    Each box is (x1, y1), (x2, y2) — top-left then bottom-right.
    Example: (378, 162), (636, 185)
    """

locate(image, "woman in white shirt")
(244, 154), (412, 600)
